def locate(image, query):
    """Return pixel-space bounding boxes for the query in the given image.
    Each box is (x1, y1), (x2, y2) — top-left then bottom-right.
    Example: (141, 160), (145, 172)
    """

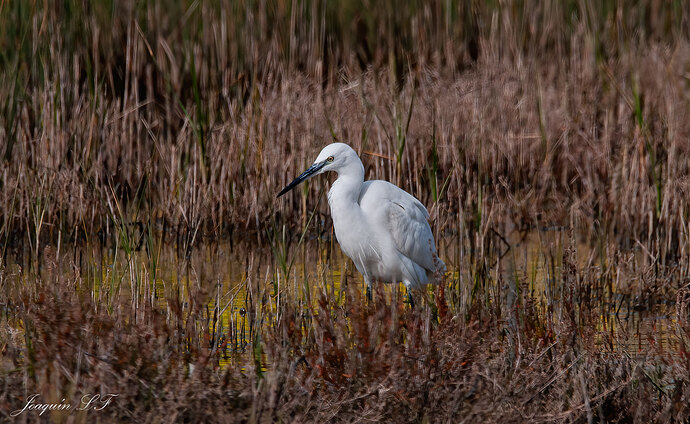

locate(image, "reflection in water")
(495, 230), (678, 357)
(4, 228), (681, 369)
(438, 227), (679, 360)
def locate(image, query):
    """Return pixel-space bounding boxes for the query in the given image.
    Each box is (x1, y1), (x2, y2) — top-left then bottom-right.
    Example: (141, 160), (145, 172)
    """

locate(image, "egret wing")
(360, 181), (438, 272)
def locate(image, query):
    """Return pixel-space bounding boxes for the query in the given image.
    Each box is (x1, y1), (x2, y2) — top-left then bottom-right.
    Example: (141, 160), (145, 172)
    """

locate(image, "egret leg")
(406, 288), (415, 308)
(366, 285), (372, 301)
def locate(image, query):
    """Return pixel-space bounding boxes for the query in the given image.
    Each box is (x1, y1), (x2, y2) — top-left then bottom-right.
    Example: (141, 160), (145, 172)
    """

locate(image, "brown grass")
(1, 0), (690, 422)
(0, 1), (688, 257)
(1, 237), (689, 422)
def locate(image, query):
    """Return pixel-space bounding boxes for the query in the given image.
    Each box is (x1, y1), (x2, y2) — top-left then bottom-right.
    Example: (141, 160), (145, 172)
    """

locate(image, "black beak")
(277, 161), (327, 198)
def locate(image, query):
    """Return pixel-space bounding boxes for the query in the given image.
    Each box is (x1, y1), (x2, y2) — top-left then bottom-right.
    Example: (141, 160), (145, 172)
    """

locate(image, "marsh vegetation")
(1, 0), (689, 422)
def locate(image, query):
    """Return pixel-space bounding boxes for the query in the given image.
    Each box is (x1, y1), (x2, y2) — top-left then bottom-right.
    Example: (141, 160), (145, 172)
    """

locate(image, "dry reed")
(1, 1), (689, 422)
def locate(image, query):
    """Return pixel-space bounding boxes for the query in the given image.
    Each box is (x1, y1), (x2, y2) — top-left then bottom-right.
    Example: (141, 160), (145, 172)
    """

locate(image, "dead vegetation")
(1, 0), (690, 422)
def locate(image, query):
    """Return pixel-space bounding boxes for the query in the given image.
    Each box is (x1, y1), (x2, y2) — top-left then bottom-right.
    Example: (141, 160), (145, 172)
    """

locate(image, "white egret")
(277, 143), (445, 302)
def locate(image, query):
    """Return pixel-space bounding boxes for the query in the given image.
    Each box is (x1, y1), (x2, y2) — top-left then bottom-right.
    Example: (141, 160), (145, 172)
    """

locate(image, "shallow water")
(494, 229), (680, 357)
(3, 228), (681, 368)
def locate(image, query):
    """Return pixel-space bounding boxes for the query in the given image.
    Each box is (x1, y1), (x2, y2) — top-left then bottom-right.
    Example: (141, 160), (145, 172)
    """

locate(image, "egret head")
(277, 143), (359, 197)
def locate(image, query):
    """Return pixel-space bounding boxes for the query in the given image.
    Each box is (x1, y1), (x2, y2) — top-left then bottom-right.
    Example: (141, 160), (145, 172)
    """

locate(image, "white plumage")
(278, 143), (445, 291)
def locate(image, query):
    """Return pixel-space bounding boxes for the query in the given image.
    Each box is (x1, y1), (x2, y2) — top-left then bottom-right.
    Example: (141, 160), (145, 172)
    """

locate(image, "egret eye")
(326, 156), (334, 162)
